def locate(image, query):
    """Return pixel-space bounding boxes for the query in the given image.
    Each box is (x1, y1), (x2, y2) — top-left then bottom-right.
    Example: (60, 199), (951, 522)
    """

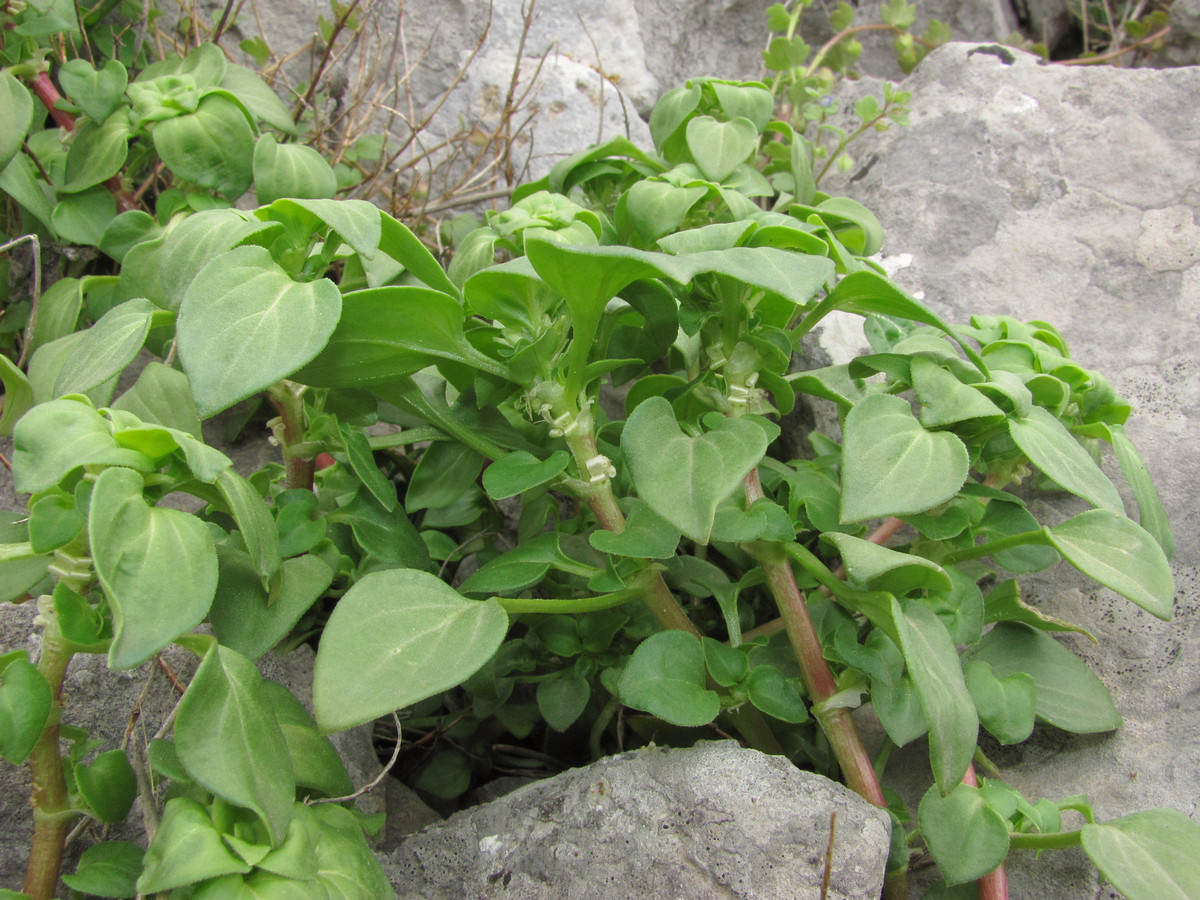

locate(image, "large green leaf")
(137, 797), (252, 893)
(177, 245), (341, 417)
(622, 397), (768, 543)
(1008, 407), (1123, 514)
(61, 841), (143, 898)
(896, 599), (977, 793)
(1108, 423), (1174, 558)
(676, 246), (834, 309)
(379, 210), (461, 297)
(152, 92), (255, 198)
(219, 62), (294, 132)
(1047, 510), (1174, 620)
(313, 569), (507, 732)
(208, 548), (331, 659)
(918, 783), (1010, 885)
(0, 71), (34, 170)
(840, 393), (969, 523)
(296, 285), (503, 388)
(252, 134), (337, 204)
(12, 397), (152, 493)
(268, 198), (382, 260)
(54, 298), (167, 397)
(175, 645), (294, 845)
(617, 631), (720, 727)
(1081, 809), (1200, 900)
(159, 208), (280, 310)
(685, 116), (758, 182)
(90, 467), (218, 668)
(966, 622), (1120, 733)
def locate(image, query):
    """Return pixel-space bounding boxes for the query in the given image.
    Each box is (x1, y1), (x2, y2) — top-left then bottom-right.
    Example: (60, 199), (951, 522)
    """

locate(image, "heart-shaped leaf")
(589, 498), (682, 559)
(622, 397), (768, 543)
(537, 673), (591, 732)
(59, 59), (128, 124)
(252, 134), (337, 204)
(177, 245), (341, 417)
(685, 116), (758, 182)
(0, 656), (52, 764)
(1009, 407), (1124, 514)
(90, 467), (218, 669)
(617, 631), (720, 727)
(965, 659), (1035, 745)
(1047, 509), (1174, 619)
(313, 569), (507, 732)
(840, 393), (969, 523)
(746, 665), (809, 723)
(1081, 809), (1200, 900)
(74, 749), (136, 823)
(918, 783), (1010, 884)
(175, 645), (294, 845)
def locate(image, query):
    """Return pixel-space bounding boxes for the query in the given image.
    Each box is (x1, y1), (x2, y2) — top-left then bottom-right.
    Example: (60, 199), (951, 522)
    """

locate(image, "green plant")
(1, 5), (1197, 900)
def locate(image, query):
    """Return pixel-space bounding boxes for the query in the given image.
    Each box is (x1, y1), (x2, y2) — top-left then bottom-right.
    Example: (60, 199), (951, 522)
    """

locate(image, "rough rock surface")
(821, 42), (1200, 897)
(382, 740), (892, 900)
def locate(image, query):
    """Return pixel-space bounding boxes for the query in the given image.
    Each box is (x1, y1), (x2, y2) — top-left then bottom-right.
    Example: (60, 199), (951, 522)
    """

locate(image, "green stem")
(941, 530), (1047, 565)
(267, 381), (315, 493)
(1008, 829), (1083, 851)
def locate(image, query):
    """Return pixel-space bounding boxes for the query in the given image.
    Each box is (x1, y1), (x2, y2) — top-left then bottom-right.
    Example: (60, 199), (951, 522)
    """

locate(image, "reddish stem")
(26, 70), (137, 213)
(963, 763), (1010, 900)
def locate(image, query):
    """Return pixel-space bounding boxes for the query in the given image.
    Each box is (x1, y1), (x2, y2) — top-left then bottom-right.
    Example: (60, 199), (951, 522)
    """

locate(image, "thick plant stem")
(964, 764), (1010, 900)
(268, 382), (315, 493)
(23, 617), (75, 900)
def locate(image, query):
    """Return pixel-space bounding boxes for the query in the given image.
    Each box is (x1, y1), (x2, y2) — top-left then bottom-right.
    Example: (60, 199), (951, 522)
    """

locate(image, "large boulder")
(382, 740), (892, 899)
(820, 42), (1200, 896)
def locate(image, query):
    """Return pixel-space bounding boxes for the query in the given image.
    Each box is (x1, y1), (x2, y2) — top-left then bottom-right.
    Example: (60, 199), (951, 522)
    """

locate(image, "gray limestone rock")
(822, 41), (1200, 897)
(382, 740), (892, 900)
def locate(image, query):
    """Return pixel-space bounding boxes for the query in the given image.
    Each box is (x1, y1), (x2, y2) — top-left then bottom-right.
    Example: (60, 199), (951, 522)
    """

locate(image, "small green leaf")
(685, 115), (758, 182)
(0, 353), (33, 438)
(746, 665), (809, 723)
(379, 210), (461, 297)
(1109, 424), (1174, 558)
(137, 797), (252, 893)
(820, 532), (952, 594)
(74, 749), (137, 823)
(340, 424), (396, 511)
(965, 659), (1035, 745)
(219, 62), (294, 132)
(618, 631), (720, 727)
(589, 499), (682, 559)
(111, 362), (201, 437)
(52, 185), (118, 247)
(982, 579), (1095, 638)
(459, 533), (583, 594)
(622, 397), (768, 543)
(537, 673), (590, 732)
(313, 569), (507, 732)
(175, 645), (294, 845)
(966, 622), (1120, 733)
(260, 680), (353, 799)
(621, 180), (708, 242)
(28, 494), (84, 554)
(1008, 407), (1124, 514)
(0, 657), (52, 764)
(840, 393), (969, 523)
(177, 245), (342, 417)
(911, 356), (1004, 427)
(918, 783), (1010, 884)
(483, 450), (570, 500)
(62, 841), (143, 898)
(1047, 509), (1175, 619)
(90, 467), (218, 668)
(702, 636), (749, 687)
(1081, 809), (1200, 900)
(252, 133), (337, 203)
